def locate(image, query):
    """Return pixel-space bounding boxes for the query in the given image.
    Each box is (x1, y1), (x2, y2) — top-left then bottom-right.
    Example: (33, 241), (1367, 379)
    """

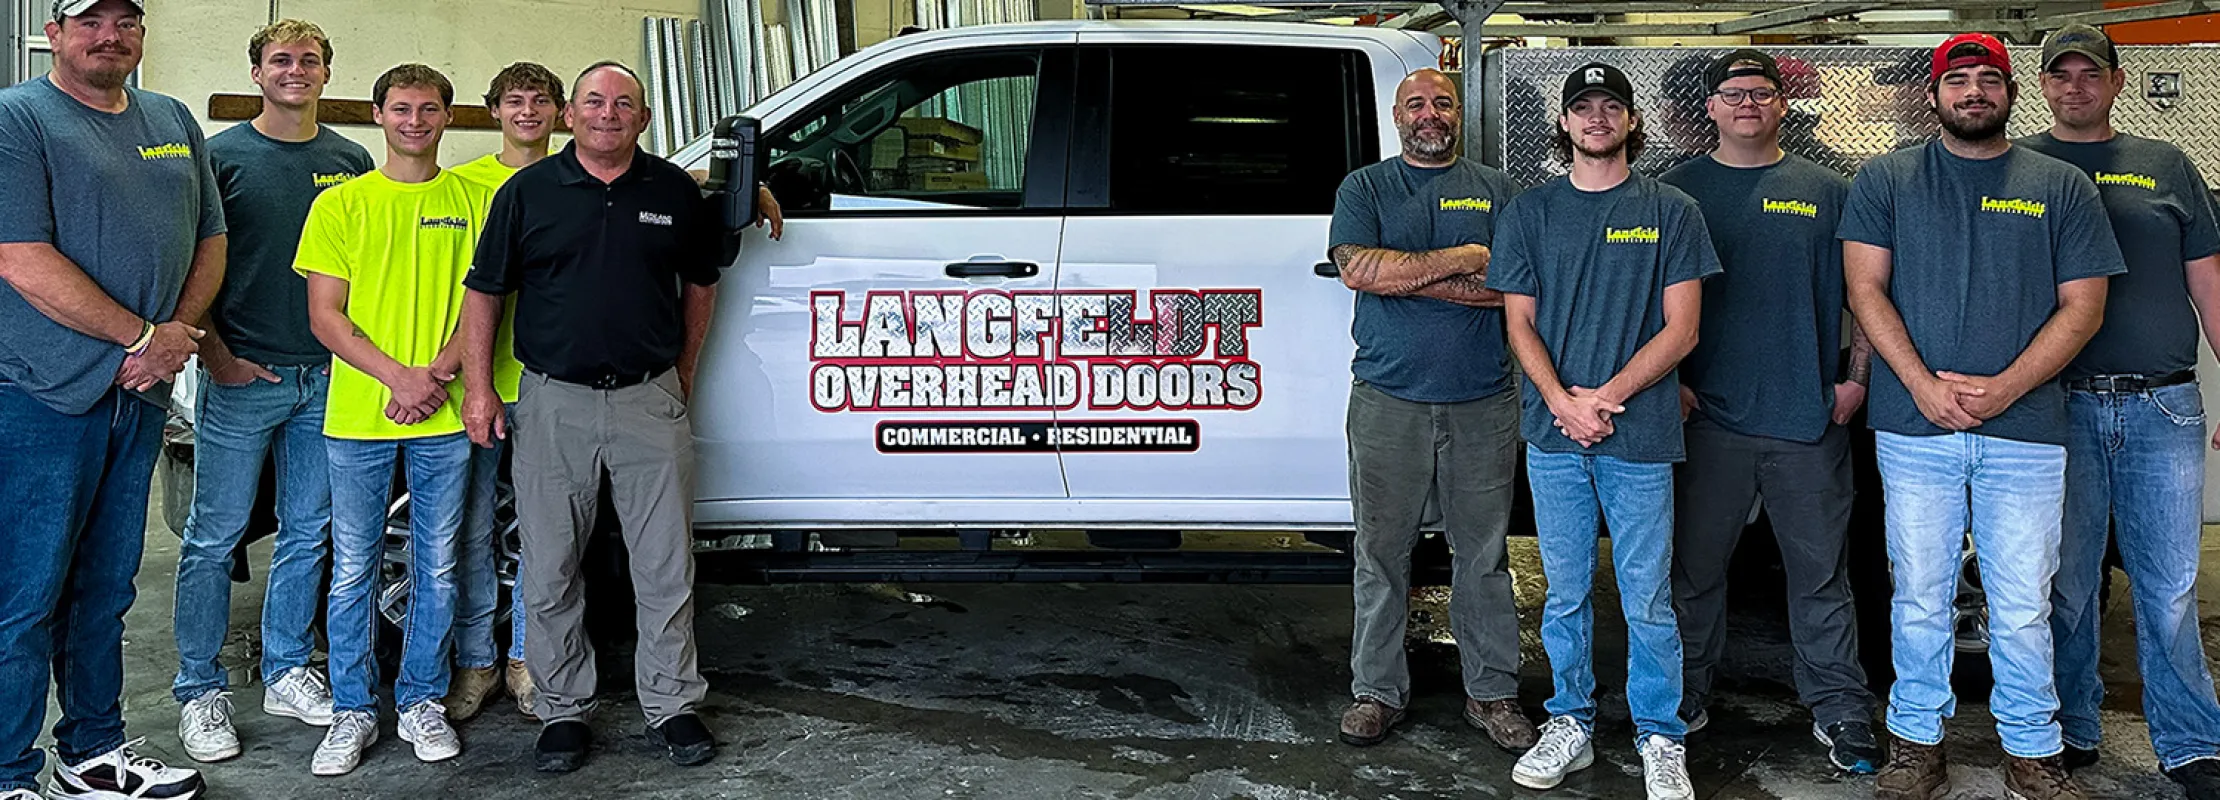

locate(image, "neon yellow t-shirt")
(451, 153), (527, 402)
(295, 169), (494, 440)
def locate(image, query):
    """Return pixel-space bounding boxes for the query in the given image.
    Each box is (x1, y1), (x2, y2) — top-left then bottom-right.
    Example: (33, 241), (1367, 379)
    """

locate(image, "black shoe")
(2167, 757), (2220, 800)
(2062, 743), (2099, 773)
(648, 714), (716, 767)
(535, 720), (591, 773)
(1814, 720), (1883, 775)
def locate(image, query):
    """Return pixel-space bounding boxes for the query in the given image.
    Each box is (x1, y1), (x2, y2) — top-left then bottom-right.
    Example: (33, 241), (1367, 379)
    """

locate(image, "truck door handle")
(1314, 261), (1340, 278)
(945, 261), (1039, 278)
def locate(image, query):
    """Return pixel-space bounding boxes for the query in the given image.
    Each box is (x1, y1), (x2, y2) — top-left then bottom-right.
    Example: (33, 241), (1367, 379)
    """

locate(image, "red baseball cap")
(1930, 32), (2013, 82)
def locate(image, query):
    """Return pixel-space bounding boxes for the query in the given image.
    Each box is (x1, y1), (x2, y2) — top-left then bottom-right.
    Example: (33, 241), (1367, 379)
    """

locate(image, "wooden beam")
(206, 94), (572, 132)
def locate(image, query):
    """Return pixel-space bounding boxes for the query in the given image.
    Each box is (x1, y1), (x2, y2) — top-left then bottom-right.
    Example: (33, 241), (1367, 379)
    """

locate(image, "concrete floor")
(45, 487), (2219, 799)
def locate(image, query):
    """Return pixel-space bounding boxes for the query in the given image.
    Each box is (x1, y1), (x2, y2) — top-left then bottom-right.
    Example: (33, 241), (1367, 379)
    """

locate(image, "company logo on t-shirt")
(1980, 196), (2047, 218)
(312, 172), (356, 189)
(419, 216), (471, 230)
(1438, 197), (1493, 212)
(638, 211), (674, 226)
(137, 143), (191, 161)
(1604, 226), (1660, 244)
(2095, 171), (2158, 191)
(1762, 198), (1818, 219)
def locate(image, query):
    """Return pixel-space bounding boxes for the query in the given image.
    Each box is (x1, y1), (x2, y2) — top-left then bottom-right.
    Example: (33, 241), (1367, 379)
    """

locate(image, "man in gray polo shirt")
(0, 1), (223, 798)
(2018, 25), (2220, 798)
(1326, 68), (1534, 754)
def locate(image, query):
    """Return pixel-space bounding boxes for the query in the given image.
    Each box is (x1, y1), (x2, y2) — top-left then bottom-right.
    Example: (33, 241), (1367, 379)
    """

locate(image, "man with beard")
(1840, 33), (2123, 800)
(0, 0), (223, 797)
(2017, 25), (2220, 797)
(1488, 62), (1719, 800)
(1659, 49), (1882, 774)
(1325, 68), (1535, 754)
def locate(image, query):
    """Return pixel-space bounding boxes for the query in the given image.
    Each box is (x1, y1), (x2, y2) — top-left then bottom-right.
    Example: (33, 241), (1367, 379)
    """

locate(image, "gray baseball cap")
(2042, 23), (2118, 71)
(52, 0), (144, 20)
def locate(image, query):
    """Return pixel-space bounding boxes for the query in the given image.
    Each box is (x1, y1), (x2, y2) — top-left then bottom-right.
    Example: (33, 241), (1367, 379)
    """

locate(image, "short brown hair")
(483, 62), (565, 109)
(248, 19), (332, 67)
(1552, 108), (1648, 166)
(372, 63), (453, 108)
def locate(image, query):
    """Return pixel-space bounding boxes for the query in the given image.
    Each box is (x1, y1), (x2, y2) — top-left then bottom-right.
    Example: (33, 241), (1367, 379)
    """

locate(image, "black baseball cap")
(1707, 49), (1782, 90)
(2042, 24), (2118, 70)
(1563, 62), (1634, 110)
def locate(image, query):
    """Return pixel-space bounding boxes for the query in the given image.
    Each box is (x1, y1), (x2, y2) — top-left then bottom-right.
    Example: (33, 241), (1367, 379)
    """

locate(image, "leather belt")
(548, 368), (666, 391)
(2064, 369), (2195, 393)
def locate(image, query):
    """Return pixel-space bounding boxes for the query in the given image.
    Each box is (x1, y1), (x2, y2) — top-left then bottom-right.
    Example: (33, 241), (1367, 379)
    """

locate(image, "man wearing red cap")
(1840, 32), (2125, 800)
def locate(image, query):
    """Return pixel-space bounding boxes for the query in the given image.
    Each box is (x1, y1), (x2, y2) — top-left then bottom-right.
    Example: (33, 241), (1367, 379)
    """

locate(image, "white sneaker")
(396, 701), (461, 763)
(177, 691), (240, 763)
(1640, 734), (1695, 800)
(264, 667), (336, 726)
(1512, 716), (1594, 789)
(0, 789), (42, 799)
(310, 711), (379, 777)
(48, 737), (205, 799)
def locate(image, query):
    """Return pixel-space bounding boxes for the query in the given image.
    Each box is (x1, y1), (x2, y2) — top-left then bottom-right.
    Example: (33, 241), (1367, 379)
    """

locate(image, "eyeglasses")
(1711, 87), (1781, 106)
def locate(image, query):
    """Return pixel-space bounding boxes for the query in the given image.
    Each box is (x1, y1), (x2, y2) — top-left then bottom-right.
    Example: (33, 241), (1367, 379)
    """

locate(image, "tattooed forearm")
(1332, 244), (1489, 296)
(1415, 273), (1504, 308)
(1845, 317), (1873, 385)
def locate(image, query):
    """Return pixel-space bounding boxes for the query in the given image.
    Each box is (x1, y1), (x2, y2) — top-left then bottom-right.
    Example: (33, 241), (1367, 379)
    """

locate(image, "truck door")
(1050, 36), (1393, 522)
(691, 40), (1078, 525)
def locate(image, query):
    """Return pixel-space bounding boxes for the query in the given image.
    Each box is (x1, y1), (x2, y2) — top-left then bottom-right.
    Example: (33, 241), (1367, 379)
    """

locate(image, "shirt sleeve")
(1836, 158), (1897, 249)
(677, 184), (724, 288)
(464, 181), (525, 295)
(1665, 195), (1724, 286)
(1326, 171), (1381, 254)
(2178, 153), (2220, 261)
(1483, 196), (1537, 296)
(0, 101), (55, 245)
(292, 187), (352, 281)
(2052, 171), (2127, 283)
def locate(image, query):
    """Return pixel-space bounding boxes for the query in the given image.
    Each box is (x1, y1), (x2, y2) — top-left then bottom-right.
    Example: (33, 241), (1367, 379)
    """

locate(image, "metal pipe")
(641, 17), (663, 154)
(747, 0), (770, 100)
(690, 19), (712, 138)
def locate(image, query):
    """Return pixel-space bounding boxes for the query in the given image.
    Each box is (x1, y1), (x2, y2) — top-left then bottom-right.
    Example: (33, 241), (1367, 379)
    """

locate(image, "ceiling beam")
(1713, 2), (1885, 34)
(2021, 0), (2220, 30)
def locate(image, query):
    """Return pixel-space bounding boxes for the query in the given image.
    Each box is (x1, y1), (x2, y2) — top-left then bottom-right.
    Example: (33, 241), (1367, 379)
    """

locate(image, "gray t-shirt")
(1327, 157), (1521, 403)
(1487, 174), (1724, 462)
(0, 77), (225, 414)
(1838, 142), (2126, 446)
(1661, 153), (1850, 444)
(207, 122), (373, 366)
(2015, 132), (2220, 380)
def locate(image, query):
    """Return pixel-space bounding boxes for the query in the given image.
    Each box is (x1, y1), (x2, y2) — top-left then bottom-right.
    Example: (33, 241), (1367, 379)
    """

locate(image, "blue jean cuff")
(2164, 753), (2220, 772)
(1884, 722), (1943, 748)
(2004, 745), (2065, 760)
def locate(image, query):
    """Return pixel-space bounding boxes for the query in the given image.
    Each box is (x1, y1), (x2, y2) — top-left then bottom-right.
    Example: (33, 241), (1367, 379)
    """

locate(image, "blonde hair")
(248, 19), (333, 67)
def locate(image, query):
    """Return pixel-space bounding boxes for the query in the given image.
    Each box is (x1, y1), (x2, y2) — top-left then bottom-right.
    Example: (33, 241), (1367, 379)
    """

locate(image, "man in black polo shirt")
(460, 60), (730, 774)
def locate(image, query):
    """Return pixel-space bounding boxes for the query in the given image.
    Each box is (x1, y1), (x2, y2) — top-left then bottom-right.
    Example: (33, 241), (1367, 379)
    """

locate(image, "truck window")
(1096, 45), (1375, 215)
(764, 49), (1044, 213)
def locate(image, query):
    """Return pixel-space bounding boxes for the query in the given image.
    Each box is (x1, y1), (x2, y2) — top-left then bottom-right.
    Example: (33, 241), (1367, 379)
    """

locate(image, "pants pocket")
(2149, 383), (2206, 427)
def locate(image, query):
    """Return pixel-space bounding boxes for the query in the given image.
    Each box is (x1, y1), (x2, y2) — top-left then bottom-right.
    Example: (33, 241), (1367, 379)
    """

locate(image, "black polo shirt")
(466, 143), (722, 384)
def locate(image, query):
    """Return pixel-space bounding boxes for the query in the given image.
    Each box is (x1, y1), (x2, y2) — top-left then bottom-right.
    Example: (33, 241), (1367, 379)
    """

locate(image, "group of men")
(1335, 26), (2220, 800)
(0, 0), (777, 796)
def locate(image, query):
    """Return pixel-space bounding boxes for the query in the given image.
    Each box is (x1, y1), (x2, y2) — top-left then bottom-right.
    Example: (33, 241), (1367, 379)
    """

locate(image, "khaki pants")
(513, 369), (705, 725)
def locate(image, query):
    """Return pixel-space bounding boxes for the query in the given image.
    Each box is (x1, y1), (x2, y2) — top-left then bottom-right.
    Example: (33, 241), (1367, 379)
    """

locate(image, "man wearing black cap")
(2017, 24), (2220, 797)
(1488, 62), (1719, 800)
(0, 0), (219, 798)
(1659, 48), (1883, 775)
(1841, 32), (2124, 800)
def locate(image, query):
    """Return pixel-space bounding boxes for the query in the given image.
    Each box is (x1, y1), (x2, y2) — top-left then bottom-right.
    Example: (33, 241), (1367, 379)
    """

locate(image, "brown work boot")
(1874, 738), (1948, 800)
(1338, 698), (1406, 747)
(443, 666), (499, 721)
(1465, 697), (1539, 752)
(2004, 755), (2085, 800)
(506, 658), (538, 718)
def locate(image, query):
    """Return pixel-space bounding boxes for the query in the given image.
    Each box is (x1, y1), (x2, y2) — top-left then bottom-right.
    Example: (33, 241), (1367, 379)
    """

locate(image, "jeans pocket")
(2149, 384), (2206, 427)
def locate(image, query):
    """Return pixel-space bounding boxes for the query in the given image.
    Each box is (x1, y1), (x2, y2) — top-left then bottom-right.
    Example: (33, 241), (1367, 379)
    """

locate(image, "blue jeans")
(1877, 431), (2066, 759)
(0, 383), (161, 792)
(1526, 446), (1685, 745)
(2055, 384), (2220, 769)
(456, 403), (525, 669)
(326, 432), (470, 713)
(171, 364), (332, 701)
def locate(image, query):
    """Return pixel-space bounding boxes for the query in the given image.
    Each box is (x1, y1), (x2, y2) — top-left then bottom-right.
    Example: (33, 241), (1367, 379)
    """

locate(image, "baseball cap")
(1706, 49), (1783, 91)
(53, 0), (143, 20)
(1563, 62), (1634, 110)
(2042, 23), (2118, 70)
(1930, 32), (2013, 82)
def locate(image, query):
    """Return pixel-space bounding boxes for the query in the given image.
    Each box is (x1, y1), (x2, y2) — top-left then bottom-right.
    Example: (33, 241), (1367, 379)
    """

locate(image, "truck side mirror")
(705, 115), (761, 234)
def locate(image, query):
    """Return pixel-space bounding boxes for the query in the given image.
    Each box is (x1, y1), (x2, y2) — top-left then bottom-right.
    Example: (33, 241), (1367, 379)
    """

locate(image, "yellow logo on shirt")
(1439, 197), (1493, 212)
(1605, 226), (1660, 244)
(1762, 198), (1818, 219)
(2095, 171), (2158, 190)
(312, 172), (355, 189)
(1980, 196), (2047, 219)
(137, 143), (190, 161)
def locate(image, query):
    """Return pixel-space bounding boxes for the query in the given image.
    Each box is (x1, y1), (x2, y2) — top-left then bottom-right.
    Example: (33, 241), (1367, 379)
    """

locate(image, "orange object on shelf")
(2105, 1), (2220, 45)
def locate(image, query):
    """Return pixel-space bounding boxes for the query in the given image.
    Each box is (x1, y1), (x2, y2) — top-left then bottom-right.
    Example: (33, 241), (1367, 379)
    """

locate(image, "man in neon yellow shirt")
(297, 63), (493, 778)
(444, 60), (561, 722)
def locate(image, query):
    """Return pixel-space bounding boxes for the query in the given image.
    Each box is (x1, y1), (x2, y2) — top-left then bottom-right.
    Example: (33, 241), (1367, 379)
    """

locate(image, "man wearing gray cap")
(0, 0), (220, 798)
(2018, 24), (2220, 798)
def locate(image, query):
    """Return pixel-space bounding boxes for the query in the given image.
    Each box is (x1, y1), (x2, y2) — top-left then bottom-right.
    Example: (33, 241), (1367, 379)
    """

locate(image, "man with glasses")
(1659, 48), (1882, 775)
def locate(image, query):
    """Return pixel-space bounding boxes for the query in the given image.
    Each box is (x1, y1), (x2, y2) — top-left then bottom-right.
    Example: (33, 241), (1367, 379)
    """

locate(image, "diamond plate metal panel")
(1484, 45), (2220, 189)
